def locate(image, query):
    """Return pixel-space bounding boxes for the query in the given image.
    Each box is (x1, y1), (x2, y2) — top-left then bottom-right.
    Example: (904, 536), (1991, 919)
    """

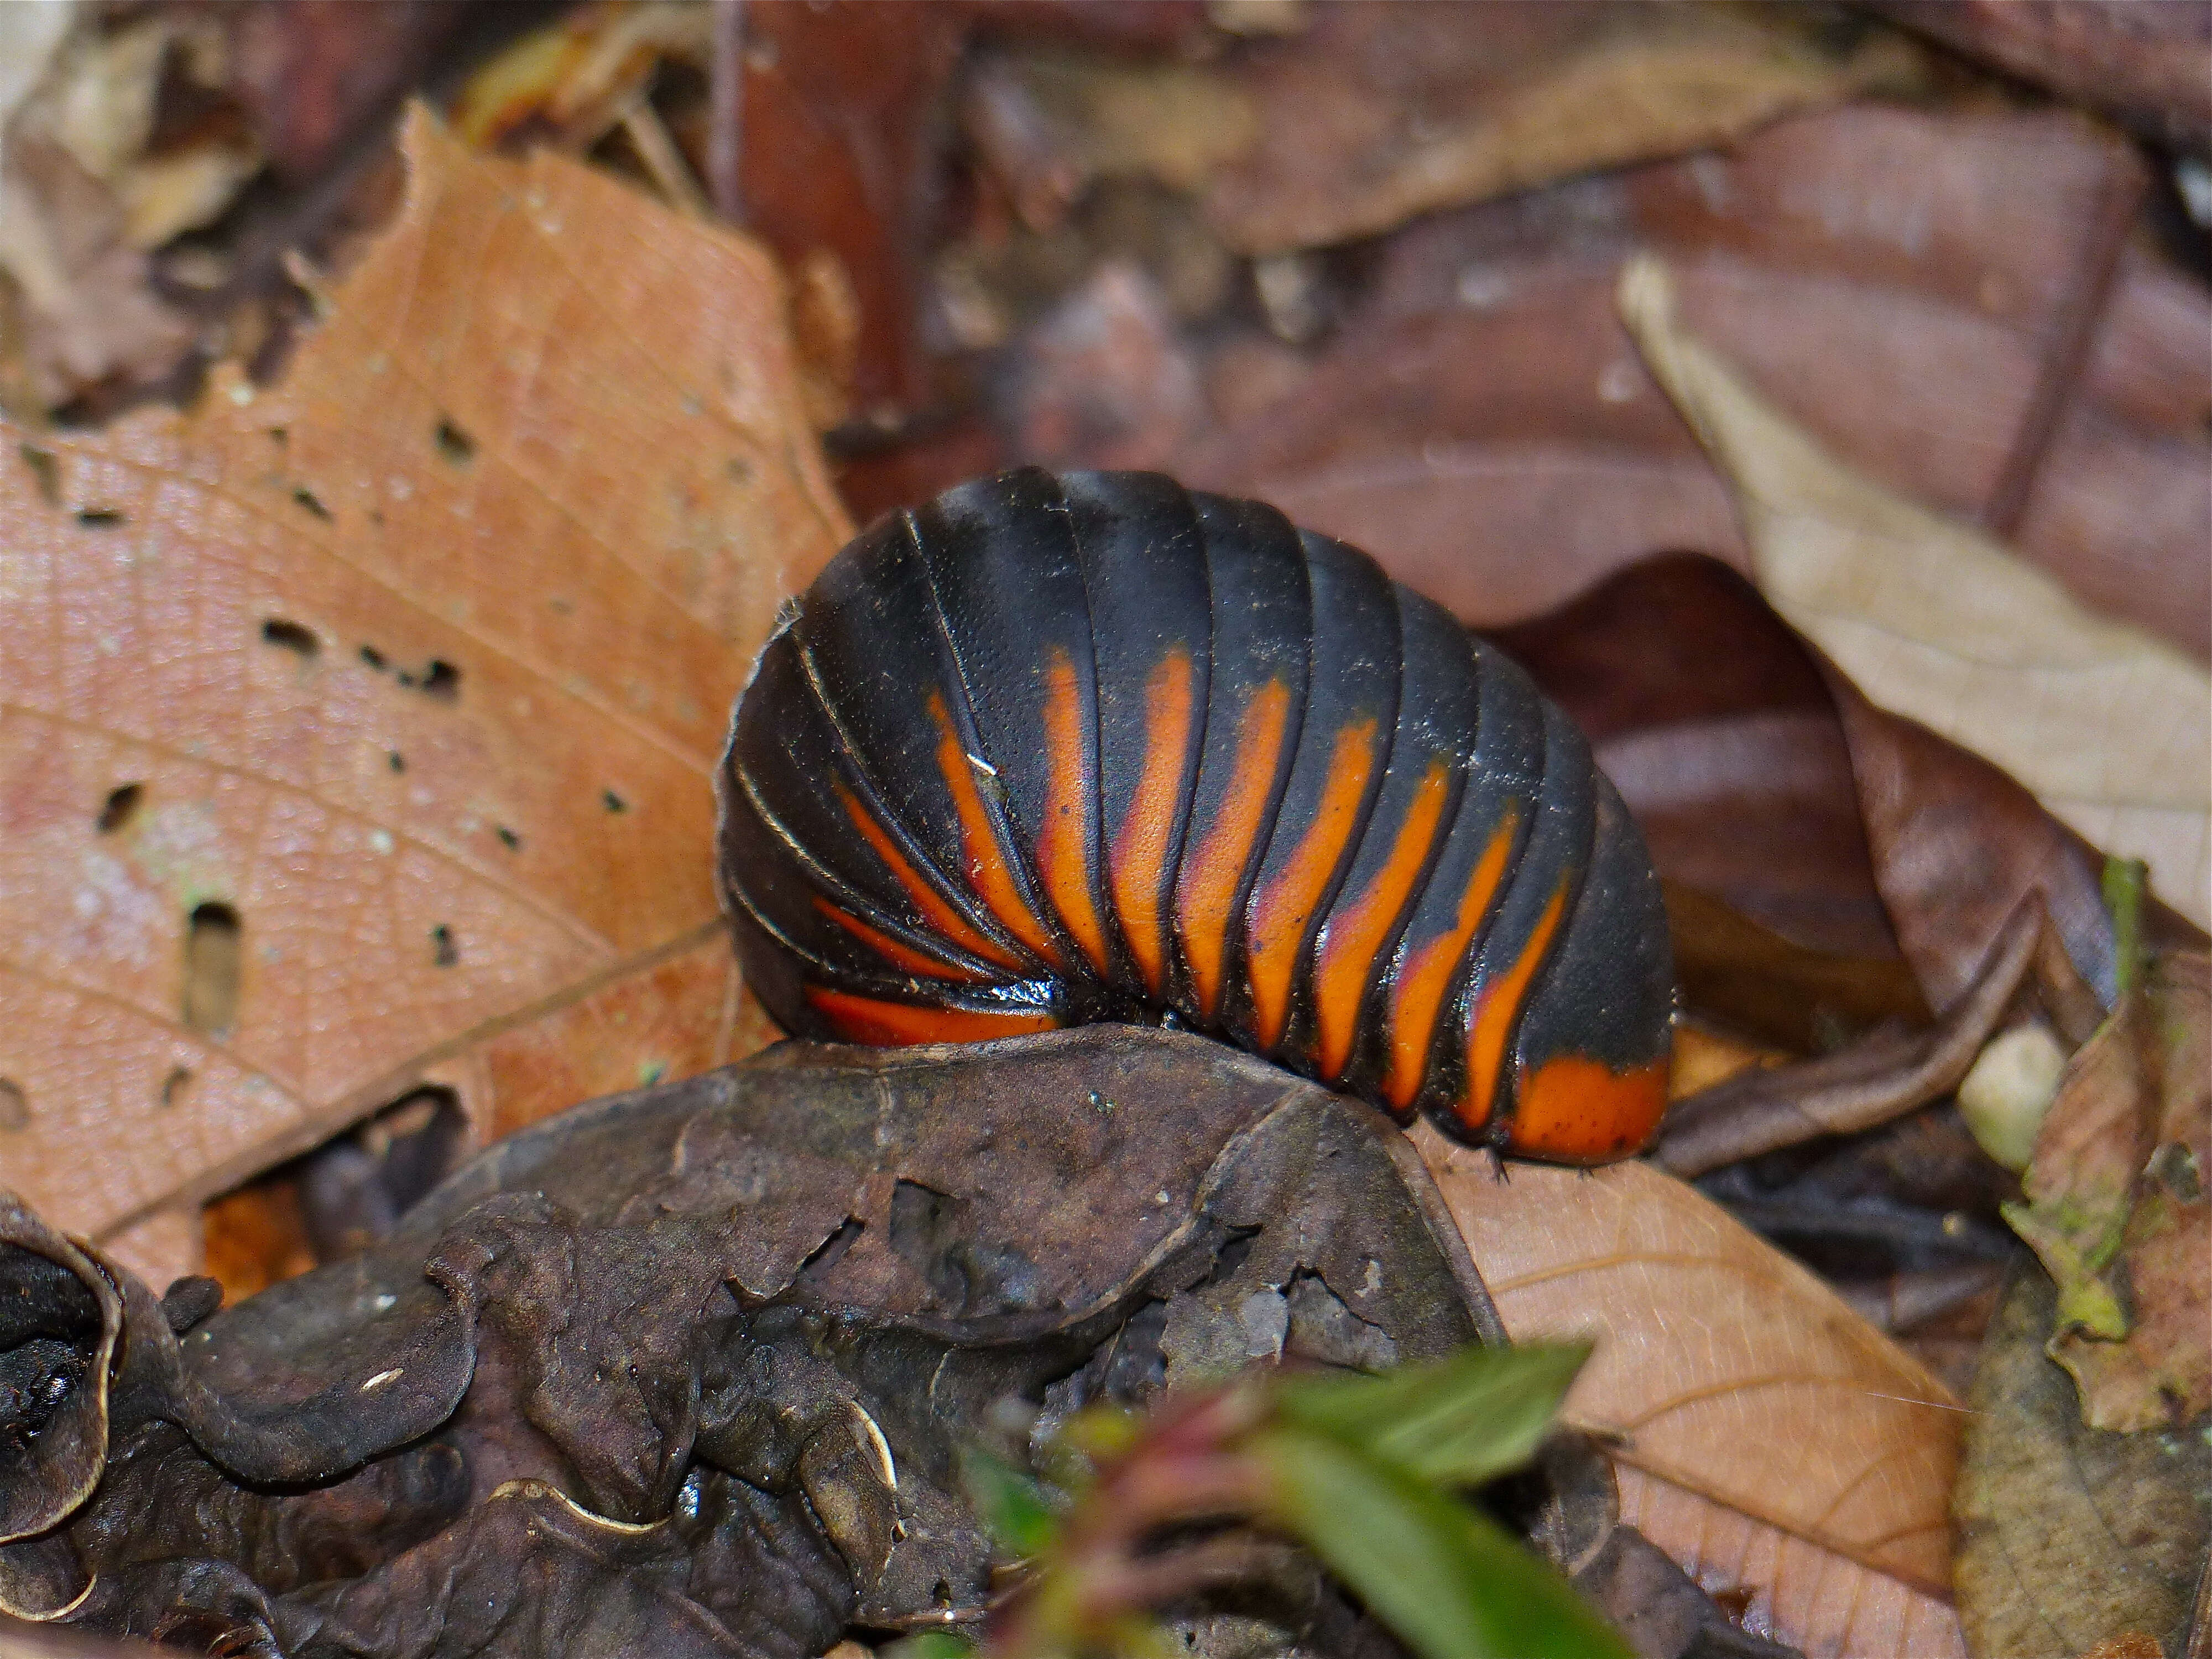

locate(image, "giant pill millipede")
(718, 468), (1674, 1164)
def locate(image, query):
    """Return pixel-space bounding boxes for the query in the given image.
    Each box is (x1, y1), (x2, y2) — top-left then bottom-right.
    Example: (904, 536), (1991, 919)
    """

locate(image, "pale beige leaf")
(1618, 254), (2211, 930)
(0, 108), (848, 1246)
(1415, 1124), (1964, 1657)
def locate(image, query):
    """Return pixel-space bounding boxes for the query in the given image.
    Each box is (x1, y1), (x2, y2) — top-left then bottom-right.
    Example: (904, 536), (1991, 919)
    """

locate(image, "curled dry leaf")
(1619, 255), (2211, 933)
(1414, 1123), (1966, 1659)
(1654, 897), (2074, 1178)
(1494, 551), (2115, 1056)
(0, 108), (849, 1261)
(1954, 1266), (2211, 1659)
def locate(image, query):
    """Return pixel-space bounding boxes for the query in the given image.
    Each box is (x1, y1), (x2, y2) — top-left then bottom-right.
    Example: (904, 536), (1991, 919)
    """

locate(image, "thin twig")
(619, 96), (713, 219)
(708, 0), (747, 223)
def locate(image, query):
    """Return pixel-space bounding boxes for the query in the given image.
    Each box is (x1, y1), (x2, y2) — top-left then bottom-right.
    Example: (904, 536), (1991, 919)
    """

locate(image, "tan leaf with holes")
(0, 107), (848, 1250)
(1415, 1124), (1966, 1659)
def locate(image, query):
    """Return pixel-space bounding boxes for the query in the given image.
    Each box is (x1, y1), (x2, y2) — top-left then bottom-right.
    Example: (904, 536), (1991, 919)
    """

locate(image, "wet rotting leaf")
(0, 1029), (1498, 1657)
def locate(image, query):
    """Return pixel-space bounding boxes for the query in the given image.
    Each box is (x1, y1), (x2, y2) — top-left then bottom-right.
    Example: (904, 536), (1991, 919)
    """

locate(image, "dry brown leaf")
(1202, 1), (1924, 255)
(1619, 255), (2211, 932)
(0, 108), (848, 1256)
(963, 49), (1261, 233)
(1614, 1464), (1966, 1659)
(1414, 1122), (1967, 1658)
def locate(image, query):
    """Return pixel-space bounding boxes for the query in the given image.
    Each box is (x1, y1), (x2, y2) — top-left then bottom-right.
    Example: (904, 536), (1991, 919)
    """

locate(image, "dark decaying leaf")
(1, 1028), (1503, 1657)
(0, 1201), (121, 1576)
(1953, 1266), (2211, 1659)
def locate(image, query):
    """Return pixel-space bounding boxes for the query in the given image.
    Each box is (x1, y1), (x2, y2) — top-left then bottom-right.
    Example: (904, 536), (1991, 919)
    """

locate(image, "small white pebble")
(361, 1368), (403, 1392)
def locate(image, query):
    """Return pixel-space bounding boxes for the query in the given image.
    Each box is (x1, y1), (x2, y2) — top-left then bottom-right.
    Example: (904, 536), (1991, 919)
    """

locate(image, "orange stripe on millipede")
(928, 690), (1063, 967)
(814, 897), (997, 983)
(1110, 648), (1195, 998)
(805, 985), (1057, 1045)
(1034, 646), (1112, 976)
(1381, 807), (1520, 1110)
(1244, 719), (1378, 1050)
(1176, 678), (1292, 1020)
(833, 780), (1025, 972)
(1311, 760), (1450, 1081)
(1458, 883), (1568, 1136)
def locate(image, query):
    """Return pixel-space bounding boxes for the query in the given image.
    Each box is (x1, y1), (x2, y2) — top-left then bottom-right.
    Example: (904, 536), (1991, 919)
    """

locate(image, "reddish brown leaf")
(0, 109), (847, 1255)
(1864, 0), (2212, 154)
(711, 0), (971, 421)
(1183, 101), (2207, 671)
(224, 0), (477, 184)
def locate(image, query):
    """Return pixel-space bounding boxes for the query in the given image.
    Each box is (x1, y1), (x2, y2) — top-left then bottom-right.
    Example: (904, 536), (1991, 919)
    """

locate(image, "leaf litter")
(3, 4), (2211, 1657)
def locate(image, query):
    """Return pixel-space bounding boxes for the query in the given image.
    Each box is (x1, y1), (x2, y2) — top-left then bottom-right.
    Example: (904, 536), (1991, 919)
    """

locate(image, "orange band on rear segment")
(1458, 883), (1568, 1136)
(1245, 718), (1378, 1051)
(805, 985), (1057, 1046)
(815, 898), (997, 983)
(1507, 1056), (1669, 1163)
(1311, 760), (1449, 1081)
(834, 781), (1025, 972)
(1381, 807), (1520, 1110)
(1177, 679), (1292, 1020)
(1034, 646), (1112, 977)
(929, 690), (1063, 968)
(1110, 648), (1195, 998)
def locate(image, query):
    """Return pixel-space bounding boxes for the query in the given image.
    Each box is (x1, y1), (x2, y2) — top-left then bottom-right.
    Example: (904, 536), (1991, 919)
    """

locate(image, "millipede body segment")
(718, 468), (1674, 1163)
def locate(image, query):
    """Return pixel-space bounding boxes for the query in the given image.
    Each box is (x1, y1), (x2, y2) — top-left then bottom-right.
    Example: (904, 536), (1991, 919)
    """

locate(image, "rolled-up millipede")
(717, 468), (1674, 1164)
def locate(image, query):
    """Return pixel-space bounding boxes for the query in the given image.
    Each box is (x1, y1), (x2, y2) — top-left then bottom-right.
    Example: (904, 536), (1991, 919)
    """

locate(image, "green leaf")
(1273, 1343), (1589, 1489)
(1255, 1425), (1632, 1659)
(959, 1447), (1060, 1559)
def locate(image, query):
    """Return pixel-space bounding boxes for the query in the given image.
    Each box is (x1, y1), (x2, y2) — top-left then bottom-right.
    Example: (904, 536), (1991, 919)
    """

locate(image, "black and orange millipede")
(717, 468), (1674, 1164)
